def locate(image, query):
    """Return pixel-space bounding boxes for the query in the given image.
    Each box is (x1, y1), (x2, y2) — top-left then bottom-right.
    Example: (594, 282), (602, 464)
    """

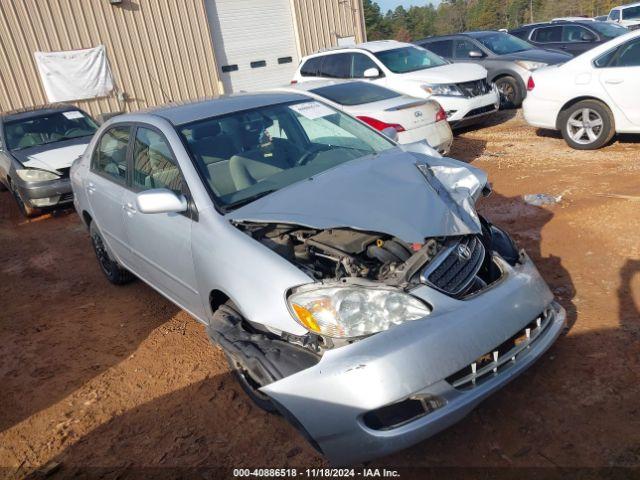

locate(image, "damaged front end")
(210, 151), (564, 464)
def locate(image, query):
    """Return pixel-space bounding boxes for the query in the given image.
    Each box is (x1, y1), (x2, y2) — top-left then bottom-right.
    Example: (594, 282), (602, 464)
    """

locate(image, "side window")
(351, 53), (378, 77)
(320, 53), (351, 78)
(563, 25), (596, 43)
(132, 127), (184, 193)
(91, 126), (130, 183)
(609, 9), (620, 21)
(610, 39), (640, 67)
(454, 39), (479, 59)
(423, 40), (453, 58)
(300, 56), (323, 77)
(532, 26), (562, 43)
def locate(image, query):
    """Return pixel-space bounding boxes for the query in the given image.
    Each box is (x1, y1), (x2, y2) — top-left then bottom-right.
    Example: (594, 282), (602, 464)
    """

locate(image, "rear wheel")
(89, 221), (133, 285)
(494, 76), (522, 109)
(559, 100), (615, 150)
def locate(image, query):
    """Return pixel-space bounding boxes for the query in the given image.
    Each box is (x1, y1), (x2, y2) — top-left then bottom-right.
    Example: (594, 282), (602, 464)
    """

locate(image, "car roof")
(285, 79), (357, 92)
(512, 19), (601, 29)
(306, 40), (412, 57)
(619, 1), (640, 8)
(118, 92), (310, 126)
(1, 103), (80, 123)
(417, 31), (507, 42)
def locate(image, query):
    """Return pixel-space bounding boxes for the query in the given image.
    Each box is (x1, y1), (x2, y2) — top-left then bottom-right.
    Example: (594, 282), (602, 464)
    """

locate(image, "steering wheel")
(296, 143), (332, 166)
(64, 128), (87, 138)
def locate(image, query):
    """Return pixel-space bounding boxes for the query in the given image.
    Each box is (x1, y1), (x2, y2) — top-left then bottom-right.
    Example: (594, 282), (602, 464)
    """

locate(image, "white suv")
(607, 2), (640, 30)
(292, 40), (500, 128)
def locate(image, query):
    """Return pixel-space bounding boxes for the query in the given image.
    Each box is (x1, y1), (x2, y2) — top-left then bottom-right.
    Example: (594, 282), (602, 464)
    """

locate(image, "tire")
(89, 221), (134, 285)
(559, 100), (615, 150)
(10, 181), (38, 218)
(494, 76), (522, 109)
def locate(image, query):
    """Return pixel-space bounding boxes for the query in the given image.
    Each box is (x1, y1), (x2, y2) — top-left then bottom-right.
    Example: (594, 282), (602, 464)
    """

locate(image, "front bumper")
(435, 89), (500, 127)
(397, 120), (453, 155)
(262, 254), (565, 465)
(15, 177), (73, 208)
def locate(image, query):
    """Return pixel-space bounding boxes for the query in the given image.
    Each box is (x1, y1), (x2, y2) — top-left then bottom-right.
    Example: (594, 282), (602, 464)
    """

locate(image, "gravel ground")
(1, 110), (639, 479)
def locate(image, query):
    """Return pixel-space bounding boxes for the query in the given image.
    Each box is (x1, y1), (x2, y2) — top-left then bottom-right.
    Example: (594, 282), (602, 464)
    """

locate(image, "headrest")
(192, 122), (221, 141)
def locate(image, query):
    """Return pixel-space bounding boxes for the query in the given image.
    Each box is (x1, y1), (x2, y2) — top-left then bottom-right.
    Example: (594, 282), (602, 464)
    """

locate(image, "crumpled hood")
(11, 137), (90, 173)
(399, 62), (488, 84)
(226, 147), (488, 243)
(498, 48), (572, 64)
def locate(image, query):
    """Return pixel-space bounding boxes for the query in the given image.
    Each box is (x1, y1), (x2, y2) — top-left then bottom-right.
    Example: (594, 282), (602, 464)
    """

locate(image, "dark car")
(415, 31), (571, 108)
(0, 104), (98, 217)
(509, 20), (628, 56)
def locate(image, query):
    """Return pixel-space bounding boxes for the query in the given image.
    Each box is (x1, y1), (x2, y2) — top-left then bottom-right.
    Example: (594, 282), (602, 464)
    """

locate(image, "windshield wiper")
(224, 189), (278, 211)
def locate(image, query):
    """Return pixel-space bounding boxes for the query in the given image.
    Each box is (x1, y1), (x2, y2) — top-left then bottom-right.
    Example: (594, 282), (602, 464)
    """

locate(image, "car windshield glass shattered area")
(310, 82), (400, 106)
(476, 32), (534, 54)
(374, 46), (448, 73)
(4, 111), (98, 151)
(179, 100), (394, 210)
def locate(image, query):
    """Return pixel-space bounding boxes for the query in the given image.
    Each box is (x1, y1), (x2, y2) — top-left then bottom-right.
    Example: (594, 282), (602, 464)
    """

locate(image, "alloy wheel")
(567, 108), (604, 145)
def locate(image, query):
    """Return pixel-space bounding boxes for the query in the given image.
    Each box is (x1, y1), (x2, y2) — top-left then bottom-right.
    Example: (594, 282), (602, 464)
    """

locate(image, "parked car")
(523, 30), (640, 149)
(0, 104), (98, 217)
(510, 20), (628, 56)
(275, 80), (453, 154)
(416, 31), (572, 108)
(606, 2), (640, 30)
(292, 40), (500, 128)
(72, 92), (566, 464)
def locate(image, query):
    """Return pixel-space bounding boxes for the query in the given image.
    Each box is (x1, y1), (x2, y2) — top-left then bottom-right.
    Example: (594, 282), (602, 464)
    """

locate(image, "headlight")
(15, 169), (60, 182)
(422, 84), (464, 97)
(515, 60), (548, 71)
(288, 285), (431, 338)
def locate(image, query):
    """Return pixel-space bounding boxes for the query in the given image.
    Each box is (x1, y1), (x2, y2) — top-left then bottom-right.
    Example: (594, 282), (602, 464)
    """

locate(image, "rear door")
(597, 37), (640, 126)
(86, 125), (132, 265)
(120, 126), (202, 315)
(530, 26), (565, 52)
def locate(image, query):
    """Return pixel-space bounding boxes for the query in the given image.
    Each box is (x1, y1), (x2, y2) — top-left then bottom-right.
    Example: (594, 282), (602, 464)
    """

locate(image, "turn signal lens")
(292, 304), (321, 333)
(357, 115), (405, 132)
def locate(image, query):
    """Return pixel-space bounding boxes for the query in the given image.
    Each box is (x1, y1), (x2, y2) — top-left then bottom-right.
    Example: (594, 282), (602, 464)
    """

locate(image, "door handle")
(604, 79), (624, 85)
(123, 202), (137, 215)
(86, 182), (96, 194)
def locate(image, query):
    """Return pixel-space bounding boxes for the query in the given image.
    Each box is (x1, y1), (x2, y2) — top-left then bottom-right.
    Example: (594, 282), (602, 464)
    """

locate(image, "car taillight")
(290, 80), (298, 84)
(527, 76), (535, 91)
(356, 116), (405, 132)
(435, 104), (447, 122)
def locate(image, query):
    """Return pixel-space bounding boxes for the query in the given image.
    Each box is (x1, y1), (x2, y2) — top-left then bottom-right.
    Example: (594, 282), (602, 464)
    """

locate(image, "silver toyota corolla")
(70, 92), (565, 465)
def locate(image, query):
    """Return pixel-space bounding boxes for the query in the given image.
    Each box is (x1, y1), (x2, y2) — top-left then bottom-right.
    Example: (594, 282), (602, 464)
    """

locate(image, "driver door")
(120, 126), (203, 317)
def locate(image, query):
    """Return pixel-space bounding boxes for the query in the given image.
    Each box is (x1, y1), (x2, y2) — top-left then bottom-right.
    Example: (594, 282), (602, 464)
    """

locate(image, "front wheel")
(559, 100), (615, 150)
(494, 76), (522, 109)
(89, 221), (133, 285)
(10, 182), (38, 218)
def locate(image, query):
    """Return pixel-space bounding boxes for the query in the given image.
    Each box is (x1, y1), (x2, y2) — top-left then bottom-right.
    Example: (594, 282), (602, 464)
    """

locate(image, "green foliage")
(363, 0), (621, 41)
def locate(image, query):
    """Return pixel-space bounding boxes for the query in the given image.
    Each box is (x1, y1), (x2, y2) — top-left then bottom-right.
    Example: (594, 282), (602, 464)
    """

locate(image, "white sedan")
(523, 29), (640, 149)
(276, 80), (453, 155)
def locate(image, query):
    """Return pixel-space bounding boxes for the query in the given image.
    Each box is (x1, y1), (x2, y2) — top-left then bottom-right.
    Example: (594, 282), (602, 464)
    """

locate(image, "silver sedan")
(71, 92), (565, 465)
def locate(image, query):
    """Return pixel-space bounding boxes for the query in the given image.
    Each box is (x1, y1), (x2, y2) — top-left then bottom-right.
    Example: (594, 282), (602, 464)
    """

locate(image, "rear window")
(422, 40), (453, 58)
(532, 26), (562, 43)
(310, 82), (400, 106)
(320, 53), (351, 78)
(300, 56), (323, 77)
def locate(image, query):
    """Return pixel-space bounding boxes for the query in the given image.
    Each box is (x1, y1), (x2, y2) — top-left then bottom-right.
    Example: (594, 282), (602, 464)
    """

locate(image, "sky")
(375, 0), (441, 12)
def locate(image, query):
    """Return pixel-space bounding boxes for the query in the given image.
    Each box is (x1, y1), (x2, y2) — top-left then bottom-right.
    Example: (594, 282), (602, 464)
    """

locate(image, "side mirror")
(468, 50), (485, 58)
(380, 126), (399, 142)
(363, 67), (381, 78)
(136, 188), (188, 214)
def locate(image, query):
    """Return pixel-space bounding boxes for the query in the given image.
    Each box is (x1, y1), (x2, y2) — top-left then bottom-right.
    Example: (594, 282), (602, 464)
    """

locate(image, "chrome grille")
(446, 308), (553, 390)
(421, 236), (485, 296)
(456, 79), (491, 98)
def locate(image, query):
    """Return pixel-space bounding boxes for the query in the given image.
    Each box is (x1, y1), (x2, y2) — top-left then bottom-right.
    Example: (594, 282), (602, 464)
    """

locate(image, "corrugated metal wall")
(0, 0), (221, 117)
(291, 0), (366, 56)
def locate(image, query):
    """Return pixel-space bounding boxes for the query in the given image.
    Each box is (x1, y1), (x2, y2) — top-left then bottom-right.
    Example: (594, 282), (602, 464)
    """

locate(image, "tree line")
(364, 0), (621, 41)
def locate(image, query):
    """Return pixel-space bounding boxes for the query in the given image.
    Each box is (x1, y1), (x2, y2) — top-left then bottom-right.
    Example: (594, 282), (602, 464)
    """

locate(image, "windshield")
(310, 82), (400, 106)
(589, 21), (628, 38)
(374, 46), (447, 74)
(179, 100), (394, 210)
(4, 110), (98, 151)
(623, 5), (640, 19)
(475, 32), (533, 54)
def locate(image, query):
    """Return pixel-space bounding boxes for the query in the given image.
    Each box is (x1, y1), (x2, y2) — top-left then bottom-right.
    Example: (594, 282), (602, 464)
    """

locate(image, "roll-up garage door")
(205, 0), (300, 93)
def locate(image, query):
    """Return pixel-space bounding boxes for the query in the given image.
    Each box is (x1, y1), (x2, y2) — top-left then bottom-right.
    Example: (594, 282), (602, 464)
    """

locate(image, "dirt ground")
(1, 110), (639, 478)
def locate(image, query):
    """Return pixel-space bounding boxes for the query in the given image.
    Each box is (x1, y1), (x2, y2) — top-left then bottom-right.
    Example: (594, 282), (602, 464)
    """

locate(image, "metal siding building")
(0, 0), (365, 118)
